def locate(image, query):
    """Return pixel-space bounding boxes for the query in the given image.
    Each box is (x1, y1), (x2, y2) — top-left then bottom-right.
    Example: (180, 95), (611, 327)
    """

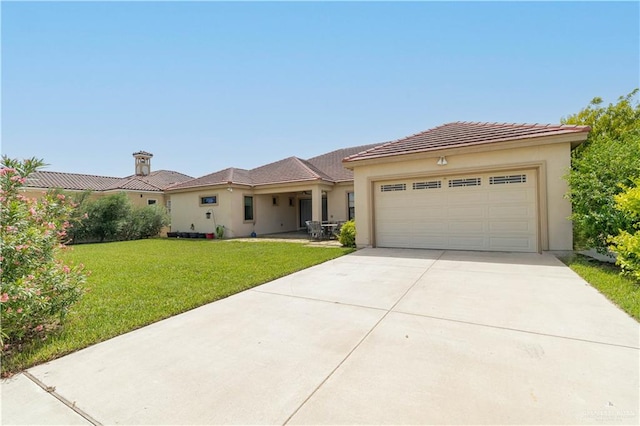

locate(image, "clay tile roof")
(167, 167), (252, 191)
(344, 121), (590, 163)
(25, 171), (123, 191)
(306, 143), (381, 182)
(25, 169), (193, 192)
(249, 157), (333, 185)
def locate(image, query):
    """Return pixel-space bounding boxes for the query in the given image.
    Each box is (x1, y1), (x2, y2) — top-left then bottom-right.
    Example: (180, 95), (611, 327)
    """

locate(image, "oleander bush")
(0, 157), (86, 353)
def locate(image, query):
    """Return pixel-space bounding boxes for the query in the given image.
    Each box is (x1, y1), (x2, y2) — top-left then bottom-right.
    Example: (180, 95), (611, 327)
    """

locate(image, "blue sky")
(2, 1), (638, 178)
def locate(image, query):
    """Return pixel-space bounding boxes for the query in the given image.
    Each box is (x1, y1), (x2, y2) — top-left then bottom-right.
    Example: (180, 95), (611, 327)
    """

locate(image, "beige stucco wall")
(117, 191), (166, 208)
(168, 182), (356, 238)
(349, 141), (574, 251)
(326, 183), (354, 223)
(168, 189), (233, 236)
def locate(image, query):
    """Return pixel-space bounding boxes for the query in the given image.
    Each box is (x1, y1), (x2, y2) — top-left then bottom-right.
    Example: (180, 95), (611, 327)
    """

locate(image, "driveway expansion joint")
(250, 288), (389, 312)
(392, 310), (640, 350)
(23, 371), (103, 426)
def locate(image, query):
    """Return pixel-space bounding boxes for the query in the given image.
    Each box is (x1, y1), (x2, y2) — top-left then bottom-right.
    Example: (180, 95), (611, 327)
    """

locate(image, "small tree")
(0, 157), (86, 350)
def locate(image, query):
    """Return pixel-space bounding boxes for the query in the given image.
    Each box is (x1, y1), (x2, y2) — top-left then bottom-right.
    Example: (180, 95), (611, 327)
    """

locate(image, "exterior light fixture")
(437, 156), (448, 166)
(206, 210), (212, 219)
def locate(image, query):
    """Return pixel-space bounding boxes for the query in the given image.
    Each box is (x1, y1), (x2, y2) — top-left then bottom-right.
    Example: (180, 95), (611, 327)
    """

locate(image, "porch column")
(311, 186), (323, 222)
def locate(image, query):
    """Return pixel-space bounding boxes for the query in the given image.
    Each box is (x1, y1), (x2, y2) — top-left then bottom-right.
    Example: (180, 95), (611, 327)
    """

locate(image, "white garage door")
(374, 170), (538, 252)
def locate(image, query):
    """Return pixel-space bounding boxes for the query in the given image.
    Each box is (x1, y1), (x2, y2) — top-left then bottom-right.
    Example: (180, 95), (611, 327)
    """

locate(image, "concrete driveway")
(2, 248), (639, 425)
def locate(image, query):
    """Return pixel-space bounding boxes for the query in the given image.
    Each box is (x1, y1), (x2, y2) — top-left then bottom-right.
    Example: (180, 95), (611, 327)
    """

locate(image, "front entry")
(299, 199), (312, 227)
(299, 197), (328, 227)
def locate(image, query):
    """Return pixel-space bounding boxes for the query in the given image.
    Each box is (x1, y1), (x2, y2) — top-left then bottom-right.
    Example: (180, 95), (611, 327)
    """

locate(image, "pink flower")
(16, 308), (23, 314)
(29, 207), (37, 216)
(62, 265), (71, 274)
(35, 324), (44, 332)
(57, 194), (66, 200)
(47, 222), (56, 229)
(0, 293), (8, 303)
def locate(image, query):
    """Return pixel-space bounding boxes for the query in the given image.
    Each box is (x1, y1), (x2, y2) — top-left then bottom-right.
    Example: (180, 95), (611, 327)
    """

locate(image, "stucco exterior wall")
(326, 183), (354, 223)
(350, 142), (574, 251)
(252, 193), (297, 235)
(169, 190), (233, 236)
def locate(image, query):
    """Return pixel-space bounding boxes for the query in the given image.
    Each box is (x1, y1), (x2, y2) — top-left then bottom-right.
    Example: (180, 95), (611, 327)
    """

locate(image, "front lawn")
(2, 239), (354, 375)
(561, 254), (640, 322)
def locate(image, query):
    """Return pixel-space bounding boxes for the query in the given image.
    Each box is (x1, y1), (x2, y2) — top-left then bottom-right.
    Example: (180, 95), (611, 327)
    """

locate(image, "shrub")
(70, 193), (168, 243)
(122, 205), (169, 240)
(339, 220), (356, 247)
(565, 132), (640, 250)
(609, 179), (640, 281)
(0, 157), (86, 351)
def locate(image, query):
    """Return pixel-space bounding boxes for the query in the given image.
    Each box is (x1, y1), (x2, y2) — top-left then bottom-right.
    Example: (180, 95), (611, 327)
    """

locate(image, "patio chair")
(308, 221), (323, 239)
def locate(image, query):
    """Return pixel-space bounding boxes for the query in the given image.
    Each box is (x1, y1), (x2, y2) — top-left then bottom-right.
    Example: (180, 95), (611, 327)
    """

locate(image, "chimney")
(133, 151), (153, 176)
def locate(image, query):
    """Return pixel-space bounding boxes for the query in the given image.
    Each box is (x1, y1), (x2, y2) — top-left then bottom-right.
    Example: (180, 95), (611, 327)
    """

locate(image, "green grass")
(561, 254), (640, 322)
(2, 239), (354, 375)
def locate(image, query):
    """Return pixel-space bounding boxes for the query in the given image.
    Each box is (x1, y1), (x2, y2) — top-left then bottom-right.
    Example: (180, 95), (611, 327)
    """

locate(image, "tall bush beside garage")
(563, 89), (640, 252)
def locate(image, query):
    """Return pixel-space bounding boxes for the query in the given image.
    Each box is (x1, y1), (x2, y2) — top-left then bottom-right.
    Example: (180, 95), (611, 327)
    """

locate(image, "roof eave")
(343, 132), (590, 166)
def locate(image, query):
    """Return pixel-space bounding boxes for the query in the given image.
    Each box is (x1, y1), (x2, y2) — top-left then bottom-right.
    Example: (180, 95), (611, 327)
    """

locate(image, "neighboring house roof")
(168, 143), (381, 191)
(25, 171), (123, 191)
(25, 169), (193, 192)
(344, 121), (590, 163)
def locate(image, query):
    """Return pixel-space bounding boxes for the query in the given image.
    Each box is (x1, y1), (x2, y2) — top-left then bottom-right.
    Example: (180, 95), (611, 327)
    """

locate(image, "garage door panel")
(375, 170), (538, 252)
(488, 205), (535, 217)
(449, 221), (486, 233)
(489, 221), (534, 233)
(489, 237), (534, 251)
(446, 192), (488, 205)
(415, 221), (448, 232)
(448, 236), (485, 250)
(488, 189), (535, 203)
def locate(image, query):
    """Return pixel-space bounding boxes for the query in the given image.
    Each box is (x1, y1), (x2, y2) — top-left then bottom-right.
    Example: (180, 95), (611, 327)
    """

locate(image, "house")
(23, 151), (193, 210)
(165, 144), (378, 237)
(343, 121), (590, 252)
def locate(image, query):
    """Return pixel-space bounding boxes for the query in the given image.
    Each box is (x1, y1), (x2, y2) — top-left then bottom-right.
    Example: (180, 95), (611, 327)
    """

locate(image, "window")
(490, 174), (527, 185)
(166, 200), (171, 214)
(413, 180), (441, 190)
(380, 183), (406, 192)
(272, 196), (279, 206)
(289, 197), (294, 207)
(347, 192), (355, 221)
(200, 195), (218, 205)
(448, 178), (481, 188)
(244, 196), (254, 221)
(147, 199), (157, 205)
